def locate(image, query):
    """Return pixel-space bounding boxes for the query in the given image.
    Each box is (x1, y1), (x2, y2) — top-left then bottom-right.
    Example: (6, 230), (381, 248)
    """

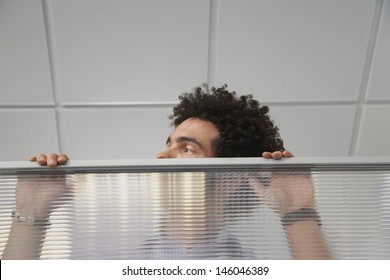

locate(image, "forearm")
(2, 222), (47, 260)
(285, 220), (332, 260)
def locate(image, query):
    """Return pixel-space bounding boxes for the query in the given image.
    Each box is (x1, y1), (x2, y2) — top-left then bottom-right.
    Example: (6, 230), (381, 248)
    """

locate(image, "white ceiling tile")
(49, 0), (210, 103)
(366, 1), (390, 101)
(0, 0), (54, 104)
(268, 104), (356, 156)
(61, 107), (173, 159)
(356, 105), (390, 156)
(0, 109), (58, 160)
(215, 0), (376, 102)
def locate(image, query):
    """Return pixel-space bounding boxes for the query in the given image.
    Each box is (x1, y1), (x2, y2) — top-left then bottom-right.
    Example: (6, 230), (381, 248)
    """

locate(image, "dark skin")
(28, 149), (292, 167)
(4, 118), (331, 260)
(4, 82), (330, 259)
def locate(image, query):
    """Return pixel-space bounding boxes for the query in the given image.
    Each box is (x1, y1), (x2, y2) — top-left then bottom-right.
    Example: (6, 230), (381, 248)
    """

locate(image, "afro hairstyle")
(169, 84), (284, 157)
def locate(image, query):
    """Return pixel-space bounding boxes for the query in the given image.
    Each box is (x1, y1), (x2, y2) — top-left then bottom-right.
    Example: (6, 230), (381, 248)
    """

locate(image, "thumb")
(248, 177), (268, 199)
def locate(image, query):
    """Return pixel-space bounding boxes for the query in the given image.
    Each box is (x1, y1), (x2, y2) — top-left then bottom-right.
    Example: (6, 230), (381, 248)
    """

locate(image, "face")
(156, 117), (220, 158)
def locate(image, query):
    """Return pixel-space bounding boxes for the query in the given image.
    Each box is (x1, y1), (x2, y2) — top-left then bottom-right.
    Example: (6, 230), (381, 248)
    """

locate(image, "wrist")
(281, 208), (321, 229)
(12, 210), (51, 227)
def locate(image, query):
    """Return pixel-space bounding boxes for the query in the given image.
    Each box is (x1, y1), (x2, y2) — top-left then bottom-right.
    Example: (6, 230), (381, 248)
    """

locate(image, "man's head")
(157, 84), (283, 158)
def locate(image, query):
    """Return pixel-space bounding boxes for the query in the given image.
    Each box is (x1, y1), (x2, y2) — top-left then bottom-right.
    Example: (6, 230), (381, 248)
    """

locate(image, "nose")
(156, 148), (171, 159)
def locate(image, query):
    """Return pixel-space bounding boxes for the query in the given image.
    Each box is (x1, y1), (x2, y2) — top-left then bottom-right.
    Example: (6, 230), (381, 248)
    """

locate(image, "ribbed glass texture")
(0, 163), (389, 259)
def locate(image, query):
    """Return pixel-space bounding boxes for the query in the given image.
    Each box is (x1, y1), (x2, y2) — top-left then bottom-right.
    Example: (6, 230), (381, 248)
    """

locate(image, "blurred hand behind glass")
(15, 174), (70, 220)
(249, 171), (315, 216)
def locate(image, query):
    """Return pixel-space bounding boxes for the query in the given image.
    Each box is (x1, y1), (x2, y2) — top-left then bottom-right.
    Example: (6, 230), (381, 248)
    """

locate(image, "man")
(31, 84), (291, 166)
(4, 84), (331, 259)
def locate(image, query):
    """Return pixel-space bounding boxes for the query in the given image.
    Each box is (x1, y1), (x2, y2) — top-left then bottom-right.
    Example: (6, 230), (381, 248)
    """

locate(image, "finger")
(271, 151), (283, 159)
(282, 150), (294, 157)
(47, 153), (59, 167)
(37, 154), (48, 166)
(248, 177), (267, 199)
(27, 156), (37, 161)
(248, 177), (263, 189)
(57, 154), (69, 164)
(262, 152), (272, 158)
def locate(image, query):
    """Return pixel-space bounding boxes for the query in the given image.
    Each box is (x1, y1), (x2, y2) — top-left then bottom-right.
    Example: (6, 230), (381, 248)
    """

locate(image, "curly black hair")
(169, 84), (284, 157)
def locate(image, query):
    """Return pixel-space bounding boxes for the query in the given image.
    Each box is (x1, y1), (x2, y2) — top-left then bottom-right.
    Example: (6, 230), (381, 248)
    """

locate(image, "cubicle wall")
(0, 158), (389, 259)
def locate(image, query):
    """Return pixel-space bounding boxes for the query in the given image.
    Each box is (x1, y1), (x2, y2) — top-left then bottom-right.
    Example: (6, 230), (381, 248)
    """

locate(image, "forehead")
(171, 118), (219, 144)
(173, 118), (219, 137)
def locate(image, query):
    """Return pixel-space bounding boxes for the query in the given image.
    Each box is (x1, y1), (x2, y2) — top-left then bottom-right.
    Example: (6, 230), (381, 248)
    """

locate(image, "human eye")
(182, 146), (195, 154)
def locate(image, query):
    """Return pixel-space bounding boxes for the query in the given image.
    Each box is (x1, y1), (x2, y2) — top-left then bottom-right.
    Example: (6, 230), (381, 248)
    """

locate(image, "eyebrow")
(166, 135), (205, 150)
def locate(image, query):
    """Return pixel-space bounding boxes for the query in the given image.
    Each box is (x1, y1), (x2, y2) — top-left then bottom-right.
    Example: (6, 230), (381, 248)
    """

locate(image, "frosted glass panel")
(0, 158), (389, 259)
